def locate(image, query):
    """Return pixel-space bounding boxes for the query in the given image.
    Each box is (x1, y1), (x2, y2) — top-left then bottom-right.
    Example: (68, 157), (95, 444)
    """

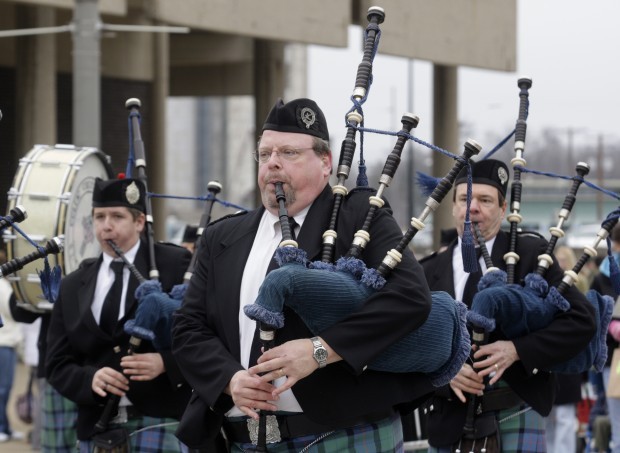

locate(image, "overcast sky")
(307, 0), (620, 164)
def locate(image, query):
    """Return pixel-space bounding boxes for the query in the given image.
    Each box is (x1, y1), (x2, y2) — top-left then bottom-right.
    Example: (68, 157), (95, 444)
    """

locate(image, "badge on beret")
(498, 167), (508, 186)
(300, 107), (316, 129)
(125, 181), (141, 205)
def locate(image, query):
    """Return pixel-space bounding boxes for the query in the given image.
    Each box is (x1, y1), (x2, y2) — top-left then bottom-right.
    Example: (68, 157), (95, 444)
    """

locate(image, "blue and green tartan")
(428, 379), (546, 453)
(231, 412), (403, 452)
(78, 415), (184, 453)
(495, 404), (546, 453)
(41, 380), (78, 453)
(428, 404), (546, 453)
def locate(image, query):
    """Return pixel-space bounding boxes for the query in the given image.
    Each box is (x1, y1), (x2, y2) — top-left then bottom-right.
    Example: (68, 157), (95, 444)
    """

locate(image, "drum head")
(5, 144), (113, 308)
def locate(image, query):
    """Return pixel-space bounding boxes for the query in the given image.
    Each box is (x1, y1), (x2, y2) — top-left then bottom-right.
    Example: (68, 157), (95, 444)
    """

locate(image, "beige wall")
(359, 0), (516, 70)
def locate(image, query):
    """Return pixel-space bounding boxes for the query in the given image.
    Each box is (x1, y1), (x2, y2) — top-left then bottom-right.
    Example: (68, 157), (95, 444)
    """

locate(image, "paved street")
(4, 361), (39, 452)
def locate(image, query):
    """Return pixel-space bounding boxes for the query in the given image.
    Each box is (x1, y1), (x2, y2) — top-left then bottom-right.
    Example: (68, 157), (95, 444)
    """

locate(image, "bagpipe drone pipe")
(464, 78), (615, 374)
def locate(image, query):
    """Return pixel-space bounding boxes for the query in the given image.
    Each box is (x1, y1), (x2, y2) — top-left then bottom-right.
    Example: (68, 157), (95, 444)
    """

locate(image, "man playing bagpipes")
(45, 177), (192, 452)
(421, 159), (596, 452)
(172, 98), (436, 452)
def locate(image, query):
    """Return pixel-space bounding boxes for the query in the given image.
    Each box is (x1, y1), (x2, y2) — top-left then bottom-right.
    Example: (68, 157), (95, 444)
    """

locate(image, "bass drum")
(5, 144), (113, 309)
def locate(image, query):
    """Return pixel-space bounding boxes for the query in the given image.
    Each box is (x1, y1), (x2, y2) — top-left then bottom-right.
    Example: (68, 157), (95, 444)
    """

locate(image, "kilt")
(41, 379), (78, 453)
(230, 411), (403, 452)
(496, 405), (546, 453)
(428, 404), (546, 453)
(78, 416), (184, 453)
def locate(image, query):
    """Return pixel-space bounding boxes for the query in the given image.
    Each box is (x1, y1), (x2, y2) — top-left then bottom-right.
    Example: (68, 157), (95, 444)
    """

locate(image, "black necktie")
(461, 247), (482, 308)
(100, 261), (125, 334)
(249, 217), (299, 366)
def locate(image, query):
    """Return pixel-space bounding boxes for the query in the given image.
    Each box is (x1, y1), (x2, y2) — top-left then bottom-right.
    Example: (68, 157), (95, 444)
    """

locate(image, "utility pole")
(567, 128), (574, 175)
(407, 59), (415, 221)
(596, 134), (604, 220)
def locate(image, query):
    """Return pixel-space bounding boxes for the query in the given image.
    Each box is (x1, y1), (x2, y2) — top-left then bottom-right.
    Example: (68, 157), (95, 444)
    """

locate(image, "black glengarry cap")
(455, 158), (510, 198)
(92, 177), (147, 213)
(262, 98), (329, 141)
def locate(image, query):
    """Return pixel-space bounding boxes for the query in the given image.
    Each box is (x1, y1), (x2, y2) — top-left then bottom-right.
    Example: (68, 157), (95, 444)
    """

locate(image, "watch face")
(314, 348), (328, 362)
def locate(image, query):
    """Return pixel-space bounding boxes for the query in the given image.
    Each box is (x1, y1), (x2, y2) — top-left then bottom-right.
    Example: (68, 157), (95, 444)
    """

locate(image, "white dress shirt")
(227, 207), (308, 417)
(91, 240), (140, 324)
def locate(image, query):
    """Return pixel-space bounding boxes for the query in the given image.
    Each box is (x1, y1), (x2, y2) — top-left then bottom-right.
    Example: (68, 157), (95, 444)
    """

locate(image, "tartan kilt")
(78, 416), (184, 453)
(496, 405), (546, 453)
(230, 411), (404, 452)
(428, 404), (546, 453)
(41, 379), (79, 453)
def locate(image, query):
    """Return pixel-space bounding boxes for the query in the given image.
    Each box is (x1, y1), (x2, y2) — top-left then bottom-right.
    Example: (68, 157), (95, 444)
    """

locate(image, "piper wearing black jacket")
(46, 177), (191, 451)
(172, 98), (435, 451)
(421, 159), (595, 452)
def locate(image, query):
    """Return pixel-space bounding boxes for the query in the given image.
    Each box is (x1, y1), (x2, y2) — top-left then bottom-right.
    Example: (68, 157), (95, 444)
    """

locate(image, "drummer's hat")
(92, 177), (147, 213)
(262, 98), (329, 141)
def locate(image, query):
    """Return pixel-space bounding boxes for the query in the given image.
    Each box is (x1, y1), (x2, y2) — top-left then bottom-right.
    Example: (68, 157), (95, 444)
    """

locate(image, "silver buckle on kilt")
(247, 415), (282, 444)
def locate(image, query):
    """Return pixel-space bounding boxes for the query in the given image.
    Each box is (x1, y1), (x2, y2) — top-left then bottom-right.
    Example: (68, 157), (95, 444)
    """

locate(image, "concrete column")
(15, 5), (56, 155)
(73, 0), (100, 148)
(253, 39), (285, 205)
(283, 44), (307, 101)
(432, 64), (459, 249)
(152, 31), (169, 240)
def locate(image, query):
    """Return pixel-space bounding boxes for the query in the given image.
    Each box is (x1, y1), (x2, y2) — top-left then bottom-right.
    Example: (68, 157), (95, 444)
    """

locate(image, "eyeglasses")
(253, 147), (314, 164)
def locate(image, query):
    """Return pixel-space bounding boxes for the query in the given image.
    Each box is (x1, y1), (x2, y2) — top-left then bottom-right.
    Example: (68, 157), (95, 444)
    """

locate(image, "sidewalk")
(4, 361), (38, 452)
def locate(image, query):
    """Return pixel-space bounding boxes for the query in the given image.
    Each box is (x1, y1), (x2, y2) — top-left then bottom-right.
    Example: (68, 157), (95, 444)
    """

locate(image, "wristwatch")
(311, 337), (328, 368)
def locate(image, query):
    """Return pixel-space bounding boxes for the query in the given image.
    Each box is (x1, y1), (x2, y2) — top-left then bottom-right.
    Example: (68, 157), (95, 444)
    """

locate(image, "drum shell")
(5, 144), (113, 309)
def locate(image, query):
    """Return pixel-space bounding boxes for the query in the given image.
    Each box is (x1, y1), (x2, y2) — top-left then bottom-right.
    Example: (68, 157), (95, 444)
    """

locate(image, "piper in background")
(421, 159), (595, 452)
(45, 177), (192, 452)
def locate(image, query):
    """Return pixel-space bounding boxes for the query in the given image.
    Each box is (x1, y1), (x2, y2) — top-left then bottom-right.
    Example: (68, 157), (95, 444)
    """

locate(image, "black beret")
(455, 159), (510, 198)
(262, 98), (329, 141)
(92, 177), (147, 213)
